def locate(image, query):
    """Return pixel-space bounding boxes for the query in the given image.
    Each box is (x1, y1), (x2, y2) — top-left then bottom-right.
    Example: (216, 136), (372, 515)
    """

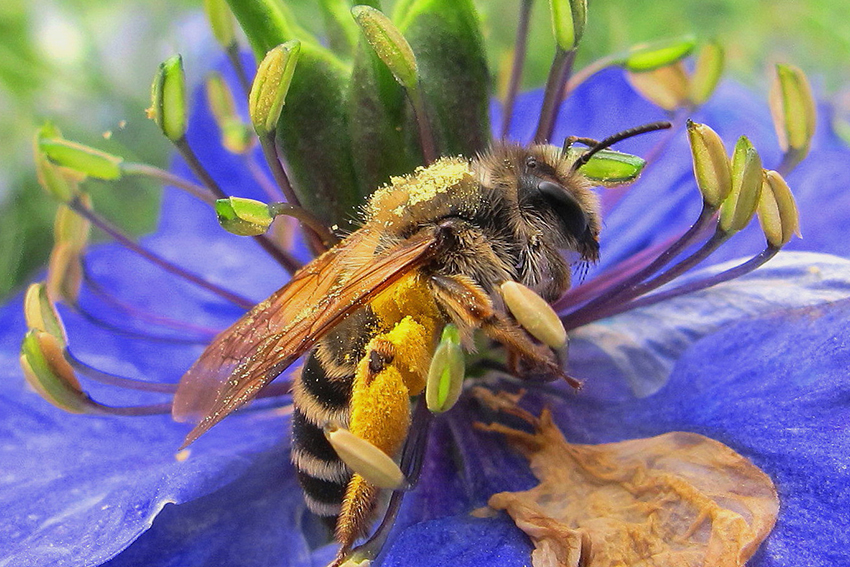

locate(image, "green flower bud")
(770, 63), (816, 164)
(249, 40), (301, 136)
(720, 136), (763, 234)
(324, 425), (407, 490)
(622, 35), (696, 72)
(687, 120), (732, 208)
(39, 138), (124, 180)
(426, 325), (465, 414)
(20, 330), (89, 414)
(148, 55), (188, 142)
(203, 0), (236, 48)
(549, 0), (587, 51)
(566, 148), (646, 186)
(758, 170), (801, 247)
(215, 196), (275, 236)
(500, 281), (567, 349)
(688, 41), (724, 105)
(351, 5), (418, 91)
(23, 283), (67, 345)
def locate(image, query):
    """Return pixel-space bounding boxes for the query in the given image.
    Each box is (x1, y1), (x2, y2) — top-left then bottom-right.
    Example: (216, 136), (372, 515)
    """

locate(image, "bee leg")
(430, 274), (570, 384)
(345, 401), (433, 564)
(333, 314), (439, 564)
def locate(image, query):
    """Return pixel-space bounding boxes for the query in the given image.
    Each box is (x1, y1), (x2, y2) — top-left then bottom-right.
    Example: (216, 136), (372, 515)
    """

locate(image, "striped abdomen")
(290, 308), (378, 522)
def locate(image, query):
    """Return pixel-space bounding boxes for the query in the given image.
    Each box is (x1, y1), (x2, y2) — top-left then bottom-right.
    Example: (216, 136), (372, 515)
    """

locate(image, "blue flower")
(4, 29), (850, 567)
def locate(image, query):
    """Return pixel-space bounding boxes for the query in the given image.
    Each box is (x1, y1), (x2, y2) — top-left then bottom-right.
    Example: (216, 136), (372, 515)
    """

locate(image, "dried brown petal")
(481, 408), (778, 567)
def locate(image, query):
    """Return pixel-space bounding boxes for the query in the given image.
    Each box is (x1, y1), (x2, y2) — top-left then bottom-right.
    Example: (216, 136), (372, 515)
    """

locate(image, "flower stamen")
(67, 195), (255, 309)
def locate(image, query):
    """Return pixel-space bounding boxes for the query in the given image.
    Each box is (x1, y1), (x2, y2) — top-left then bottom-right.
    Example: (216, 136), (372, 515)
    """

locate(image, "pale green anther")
(34, 124), (79, 202)
(688, 41), (724, 105)
(720, 137), (763, 234)
(23, 283), (67, 345)
(566, 148), (646, 185)
(215, 197), (275, 236)
(35, 152), (78, 203)
(687, 120), (732, 208)
(622, 35), (697, 72)
(39, 138), (124, 180)
(206, 73), (253, 153)
(221, 120), (254, 154)
(770, 63), (816, 160)
(425, 325), (465, 414)
(203, 0), (236, 48)
(206, 72), (237, 125)
(548, 0), (587, 51)
(20, 330), (88, 414)
(53, 201), (91, 248)
(758, 170), (801, 247)
(627, 63), (689, 111)
(149, 55), (188, 142)
(324, 426), (407, 490)
(500, 281), (567, 349)
(351, 5), (419, 91)
(249, 40), (301, 136)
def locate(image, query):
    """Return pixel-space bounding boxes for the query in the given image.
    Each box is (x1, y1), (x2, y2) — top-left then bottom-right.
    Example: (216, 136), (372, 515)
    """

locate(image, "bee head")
(515, 147), (601, 262)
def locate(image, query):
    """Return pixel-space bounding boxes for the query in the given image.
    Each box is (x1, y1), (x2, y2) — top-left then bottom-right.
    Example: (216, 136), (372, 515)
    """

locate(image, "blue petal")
(570, 251), (850, 398)
(0, 294), (299, 566)
(382, 514), (533, 567)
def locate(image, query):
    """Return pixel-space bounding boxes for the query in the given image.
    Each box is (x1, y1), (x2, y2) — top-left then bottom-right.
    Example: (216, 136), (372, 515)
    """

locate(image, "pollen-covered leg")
(333, 311), (441, 562)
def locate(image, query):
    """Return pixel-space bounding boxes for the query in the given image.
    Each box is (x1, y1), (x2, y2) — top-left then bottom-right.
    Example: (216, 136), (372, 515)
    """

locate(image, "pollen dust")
(474, 391), (779, 567)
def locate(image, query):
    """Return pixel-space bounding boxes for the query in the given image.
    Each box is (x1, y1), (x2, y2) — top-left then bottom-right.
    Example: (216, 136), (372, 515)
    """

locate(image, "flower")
(4, 2), (850, 566)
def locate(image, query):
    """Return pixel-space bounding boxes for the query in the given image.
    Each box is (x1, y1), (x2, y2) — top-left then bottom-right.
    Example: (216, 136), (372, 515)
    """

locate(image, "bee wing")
(173, 227), (440, 447)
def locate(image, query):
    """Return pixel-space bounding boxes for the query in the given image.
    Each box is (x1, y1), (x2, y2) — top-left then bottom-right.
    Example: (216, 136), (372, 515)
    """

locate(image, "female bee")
(172, 124), (667, 565)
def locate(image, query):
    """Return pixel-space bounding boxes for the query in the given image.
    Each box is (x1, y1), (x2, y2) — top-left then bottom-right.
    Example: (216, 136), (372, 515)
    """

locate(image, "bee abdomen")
(292, 407), (351, 517)
(291, 353), (355, 518)
(291, 308), (379, 519)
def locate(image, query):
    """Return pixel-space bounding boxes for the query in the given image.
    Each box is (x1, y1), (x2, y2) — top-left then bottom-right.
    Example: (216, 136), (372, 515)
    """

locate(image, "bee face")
(474, 143), (601, 300)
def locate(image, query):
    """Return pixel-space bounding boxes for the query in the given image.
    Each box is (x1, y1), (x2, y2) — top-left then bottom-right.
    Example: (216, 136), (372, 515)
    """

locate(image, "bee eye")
(525, 157), (537, 169)
(536, 180), (588, 240)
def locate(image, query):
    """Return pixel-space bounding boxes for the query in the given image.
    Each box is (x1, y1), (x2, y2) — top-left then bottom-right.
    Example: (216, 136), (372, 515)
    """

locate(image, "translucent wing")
(173, 227), (440, 447)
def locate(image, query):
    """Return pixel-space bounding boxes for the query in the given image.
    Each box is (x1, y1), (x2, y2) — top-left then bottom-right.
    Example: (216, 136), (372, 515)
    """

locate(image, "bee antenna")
(571, 121), (672, 172)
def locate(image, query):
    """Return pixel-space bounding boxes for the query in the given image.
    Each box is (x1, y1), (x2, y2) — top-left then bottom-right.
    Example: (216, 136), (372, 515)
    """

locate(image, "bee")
(171, 123), (668, 565)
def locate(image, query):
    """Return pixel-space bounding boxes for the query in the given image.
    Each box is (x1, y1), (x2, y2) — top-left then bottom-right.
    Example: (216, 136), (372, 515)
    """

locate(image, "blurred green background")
(1, 0), (848, 299)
